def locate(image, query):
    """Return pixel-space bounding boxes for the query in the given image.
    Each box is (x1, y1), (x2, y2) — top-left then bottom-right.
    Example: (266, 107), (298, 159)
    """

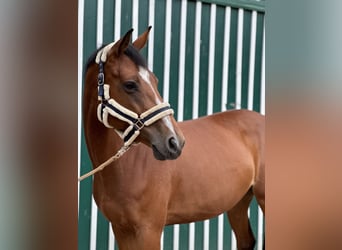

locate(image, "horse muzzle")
(152, 135), (185, 160)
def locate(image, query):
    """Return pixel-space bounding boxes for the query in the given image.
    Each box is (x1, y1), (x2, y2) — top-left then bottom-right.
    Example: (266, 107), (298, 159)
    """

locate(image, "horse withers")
(83, 27), (265, 250)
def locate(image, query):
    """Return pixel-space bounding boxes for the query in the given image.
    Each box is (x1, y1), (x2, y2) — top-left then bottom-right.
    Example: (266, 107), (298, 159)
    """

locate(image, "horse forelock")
(124, 44), (147, 68)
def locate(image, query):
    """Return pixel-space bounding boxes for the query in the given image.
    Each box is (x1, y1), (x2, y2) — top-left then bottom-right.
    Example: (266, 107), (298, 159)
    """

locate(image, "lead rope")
(78, 145), (131, 181)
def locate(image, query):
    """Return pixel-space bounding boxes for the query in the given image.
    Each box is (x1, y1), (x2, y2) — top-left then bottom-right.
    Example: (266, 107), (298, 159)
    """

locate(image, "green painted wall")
(79, 1), (265, 249)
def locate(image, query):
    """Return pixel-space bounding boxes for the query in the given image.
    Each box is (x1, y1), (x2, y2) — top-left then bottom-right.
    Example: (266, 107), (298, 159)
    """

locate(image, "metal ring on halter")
(134, 119), (145, 130)
(98, 72), (105, 85)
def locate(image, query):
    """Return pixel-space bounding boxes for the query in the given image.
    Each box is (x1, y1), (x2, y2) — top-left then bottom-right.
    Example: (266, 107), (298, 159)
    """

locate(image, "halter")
(79, 43), (174, 181)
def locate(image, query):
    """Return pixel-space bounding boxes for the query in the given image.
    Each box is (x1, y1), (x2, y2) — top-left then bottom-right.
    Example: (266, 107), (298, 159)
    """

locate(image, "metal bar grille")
(78, 0), (265, 249)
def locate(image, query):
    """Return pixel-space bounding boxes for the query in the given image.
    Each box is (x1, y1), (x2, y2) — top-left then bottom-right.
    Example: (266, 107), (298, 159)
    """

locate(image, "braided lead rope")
(78, 145), (131, 181)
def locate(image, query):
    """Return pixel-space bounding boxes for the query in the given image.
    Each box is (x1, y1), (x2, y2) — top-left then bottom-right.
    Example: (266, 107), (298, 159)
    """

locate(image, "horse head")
(93, 27), (185, 160)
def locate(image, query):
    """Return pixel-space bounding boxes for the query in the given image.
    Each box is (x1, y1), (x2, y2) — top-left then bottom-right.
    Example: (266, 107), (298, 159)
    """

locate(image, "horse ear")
(111, 29), (134, 56)
(132, 26), (152, 50)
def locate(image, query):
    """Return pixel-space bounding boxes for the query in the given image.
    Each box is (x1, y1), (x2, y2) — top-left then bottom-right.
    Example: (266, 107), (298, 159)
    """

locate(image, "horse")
(82, 27), (265, 250)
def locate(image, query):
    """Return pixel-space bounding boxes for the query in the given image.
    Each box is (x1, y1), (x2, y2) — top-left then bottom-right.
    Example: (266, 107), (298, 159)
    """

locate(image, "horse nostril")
(168, 137), (178, 152)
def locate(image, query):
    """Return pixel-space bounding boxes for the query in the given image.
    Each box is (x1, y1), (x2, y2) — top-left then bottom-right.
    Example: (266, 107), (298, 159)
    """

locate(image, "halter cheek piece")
(95, 44), (174, 147)
(79, 44), (174, 181)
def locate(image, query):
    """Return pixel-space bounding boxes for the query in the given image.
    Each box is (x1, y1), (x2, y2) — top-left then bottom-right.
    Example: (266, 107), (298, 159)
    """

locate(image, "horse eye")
(123, 81), (138, 93)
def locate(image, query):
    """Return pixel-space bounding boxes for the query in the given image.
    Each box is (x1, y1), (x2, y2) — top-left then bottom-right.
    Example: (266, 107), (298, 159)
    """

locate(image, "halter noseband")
(95, 43), (174, 147)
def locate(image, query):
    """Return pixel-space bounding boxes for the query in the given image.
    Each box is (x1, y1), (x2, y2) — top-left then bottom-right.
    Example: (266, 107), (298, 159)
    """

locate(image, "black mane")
(124, 44), (147, 68)
(84, 44), (147, 72)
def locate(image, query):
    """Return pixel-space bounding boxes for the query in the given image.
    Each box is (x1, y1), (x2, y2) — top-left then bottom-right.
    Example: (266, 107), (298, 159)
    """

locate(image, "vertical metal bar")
(192, 1), (202, 119)
(257, 207), (264, 250)
(203, 220), (210, 250)
(114, 0), (121, 41)
(177, 0), (187, 122)
(207, 4), (216, 115)
(77, 0), (84, 214)
(248, 10), (257, 111)
(163, 0), (172, 102)
(132, 0), (139, 40)
(221, 6), (231, 111)
(188, 222), (195, 250)
(97, 0), (104, 48)
(259, 27), (265, 248)
(217, 214), (224, 250)
(148, 0), (155, 70)
(160, 231), (164, 250)
(90, 196), (98, 250)
(173, 224), (179, 250)
(108, 223), (115, 250)
(260, 20), (265, 115)
(235, 8), (244, 110)
(231, 231), (237, 250)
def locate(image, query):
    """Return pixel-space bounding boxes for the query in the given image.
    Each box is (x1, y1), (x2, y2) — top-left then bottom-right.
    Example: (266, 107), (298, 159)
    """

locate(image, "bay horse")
(82, 27), (265, 250)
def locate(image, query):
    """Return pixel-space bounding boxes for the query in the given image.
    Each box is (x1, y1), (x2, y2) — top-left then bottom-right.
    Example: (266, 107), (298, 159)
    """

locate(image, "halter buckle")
(134, 119), (144, 130)
(98, 72), (104, 86)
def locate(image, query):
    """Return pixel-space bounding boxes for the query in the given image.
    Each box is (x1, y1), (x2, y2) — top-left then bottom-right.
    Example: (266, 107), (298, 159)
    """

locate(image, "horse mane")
(85, 44), (147, 72)
(124, 44), (147, 68)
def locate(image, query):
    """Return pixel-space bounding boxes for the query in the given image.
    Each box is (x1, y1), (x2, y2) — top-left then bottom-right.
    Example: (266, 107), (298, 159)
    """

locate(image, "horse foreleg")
(111, 223), (162, 250)
(227, 188), (255, 250)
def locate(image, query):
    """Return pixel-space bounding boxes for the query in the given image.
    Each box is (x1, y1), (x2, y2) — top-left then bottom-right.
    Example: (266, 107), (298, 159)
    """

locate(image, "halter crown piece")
(79, 43), (174, 181)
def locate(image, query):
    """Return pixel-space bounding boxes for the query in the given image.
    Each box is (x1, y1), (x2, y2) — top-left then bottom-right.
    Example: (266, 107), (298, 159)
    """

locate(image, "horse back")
(181, 109), (264, 156)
